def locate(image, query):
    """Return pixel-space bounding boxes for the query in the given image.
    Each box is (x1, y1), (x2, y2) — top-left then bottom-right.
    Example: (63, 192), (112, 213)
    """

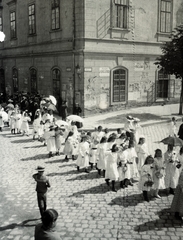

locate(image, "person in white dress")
(138, 155), (154, 202)
(92, 126), (104, 143)
(76, 135), (90, 173)
(9, 111), (16, 134)
(14, 109), (22, 134)
(152, 149), (165, 198)
(136, 136), (149, 173)
(164, 145), (180, 195)
(20, 111), (31, 136)
(169, 117), (177, 137)
(96, 136), (108, 177)
(89, 139), (99, 170)
(32, 109), (42, 140)
(55, 126), (64, 156)
(105, 144), (119, 192)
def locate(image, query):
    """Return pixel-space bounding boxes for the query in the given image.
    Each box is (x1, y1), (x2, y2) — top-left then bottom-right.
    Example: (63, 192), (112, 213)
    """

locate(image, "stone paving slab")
(0, 121), (183, 239)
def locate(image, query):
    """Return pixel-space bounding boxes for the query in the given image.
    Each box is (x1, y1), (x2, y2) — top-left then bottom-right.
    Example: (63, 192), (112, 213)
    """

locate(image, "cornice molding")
(7, 0), (16, 7)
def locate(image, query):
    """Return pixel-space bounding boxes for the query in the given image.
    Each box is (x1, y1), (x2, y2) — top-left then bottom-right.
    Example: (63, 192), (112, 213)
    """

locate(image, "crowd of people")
(1, 97), (183, 238)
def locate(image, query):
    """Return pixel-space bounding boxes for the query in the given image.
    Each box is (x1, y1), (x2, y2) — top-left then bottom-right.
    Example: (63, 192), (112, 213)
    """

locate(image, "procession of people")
(1, 94), (183, 237)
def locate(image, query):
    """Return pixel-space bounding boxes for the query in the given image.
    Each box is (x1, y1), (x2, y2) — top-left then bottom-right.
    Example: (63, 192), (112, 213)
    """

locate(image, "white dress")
(164, 151), (180, 189)
(126, 147), (139, 178)
(89, 143), (99, 164)
(15, 113), (22, 130)
(136, 143), (149, 171)
(118, 150), (128, 181)
(76, 141), (90, 167)
(152, 157), (165, 190)
(46, 130), (56, 152)
(105, 152), (119, 181)
(97, 142), (108, 170)
(138, 164), (154, 191)
(21, 115), (31, 134)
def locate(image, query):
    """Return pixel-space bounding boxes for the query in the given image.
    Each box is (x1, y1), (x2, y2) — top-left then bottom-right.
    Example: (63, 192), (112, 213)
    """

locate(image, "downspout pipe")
(72, 0), (76, 113)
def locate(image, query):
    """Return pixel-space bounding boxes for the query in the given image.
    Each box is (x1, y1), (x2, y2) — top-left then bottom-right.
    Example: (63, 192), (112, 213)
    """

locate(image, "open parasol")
(55, 120), (68, 127)
(49, 95), (57, 105)
(47, 103), (58, 113)
(67, 115), (83, 123)
(160, 136), (183, 147)
(6, 103), (14, 109)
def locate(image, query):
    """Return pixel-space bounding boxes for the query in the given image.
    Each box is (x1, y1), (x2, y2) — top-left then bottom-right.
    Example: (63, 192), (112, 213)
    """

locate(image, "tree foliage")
(155, 25), (183, 79)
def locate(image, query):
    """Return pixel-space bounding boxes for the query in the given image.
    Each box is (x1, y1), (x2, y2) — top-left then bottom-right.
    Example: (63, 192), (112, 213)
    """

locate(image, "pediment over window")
(7, 0), (16, 7)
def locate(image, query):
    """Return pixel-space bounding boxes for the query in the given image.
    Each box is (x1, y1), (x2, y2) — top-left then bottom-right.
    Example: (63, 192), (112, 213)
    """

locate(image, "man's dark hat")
(35, 166), (45, 171)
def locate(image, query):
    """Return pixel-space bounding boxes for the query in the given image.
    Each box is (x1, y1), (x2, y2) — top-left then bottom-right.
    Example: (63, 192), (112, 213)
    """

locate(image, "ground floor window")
(30, 68), (37, 94)
(111, 67), (127, 103)
(12, 68), (18, 93)
(156, 69), (170, 98)
(0, 68), (5, 102)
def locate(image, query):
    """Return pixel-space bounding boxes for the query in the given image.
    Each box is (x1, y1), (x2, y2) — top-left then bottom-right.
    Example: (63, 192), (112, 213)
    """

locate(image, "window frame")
(113, 0), (129, 29)
(10, 11), (16, 39)
(156, 69), (170, 99)
(158, 0), (173, 33)
(0, 16), (2, 32)
(51, 0), (60, 30)
(110, 66), (128, 105)
(28, 3), (36, 35)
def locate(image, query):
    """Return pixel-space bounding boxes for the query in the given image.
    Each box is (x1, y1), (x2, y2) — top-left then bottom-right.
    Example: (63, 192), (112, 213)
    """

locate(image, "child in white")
(46, 126), (56, 158)
(105, 144), (119, 192)
(138, 155), (154, 202)
(164, 145), (180, 195)
(136, 136), (149, 172)
(14, 109), (22, 134)
(55, 126), (64, 156)
(32, 109), (42, 140)
(152, 149), (165, 198)
(96, 136), (108, 177)
(76, 135), (90, 173)
(20, 111), (31, 136)
(10, 111), (16, 134)
(89, 139), (99, 170)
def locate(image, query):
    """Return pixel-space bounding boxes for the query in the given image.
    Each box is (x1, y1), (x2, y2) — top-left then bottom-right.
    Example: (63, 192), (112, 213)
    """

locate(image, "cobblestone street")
(0, 121), (183, 240)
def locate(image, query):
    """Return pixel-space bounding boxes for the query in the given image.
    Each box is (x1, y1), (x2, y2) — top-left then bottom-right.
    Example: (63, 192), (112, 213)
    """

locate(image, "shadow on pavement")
(0, 218), (40, 231)
(47, 169), (80, 176)
(69, 183), (112, 197)
(11, 138), (34, 144)
(24, 144), (45, 149)
(134, 208), (182, 232)
(109, 193), (143, 207)
(67, 170), (102, 180)
(21, 154), (47, 161)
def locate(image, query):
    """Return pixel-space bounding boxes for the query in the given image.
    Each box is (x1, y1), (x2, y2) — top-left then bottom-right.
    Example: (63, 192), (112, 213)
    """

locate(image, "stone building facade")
(0, 0), (183, 115)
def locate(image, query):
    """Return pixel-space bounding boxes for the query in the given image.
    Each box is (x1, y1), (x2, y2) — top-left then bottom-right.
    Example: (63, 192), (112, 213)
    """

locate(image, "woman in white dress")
(105, 144), (119, 192)
(136, 136), (149, 173)
(14, 109), (22, 134)
(20, 111), (31, 136)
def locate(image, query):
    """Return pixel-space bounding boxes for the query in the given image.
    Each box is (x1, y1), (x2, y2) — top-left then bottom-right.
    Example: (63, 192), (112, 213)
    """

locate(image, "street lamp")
(0, 31), (5, 42)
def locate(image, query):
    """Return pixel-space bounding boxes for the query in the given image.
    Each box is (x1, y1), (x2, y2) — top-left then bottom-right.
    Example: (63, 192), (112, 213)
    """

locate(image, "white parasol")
(55, 120), (68, 127)
(49, 95), (57, 105)
(67, 115), (84, 123)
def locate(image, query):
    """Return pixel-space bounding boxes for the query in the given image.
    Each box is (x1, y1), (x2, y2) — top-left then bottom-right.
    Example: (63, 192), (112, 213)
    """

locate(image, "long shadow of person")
(20, 154), (48, 161)
(0, 218), (40, 231)
(134, 208), (182, 232)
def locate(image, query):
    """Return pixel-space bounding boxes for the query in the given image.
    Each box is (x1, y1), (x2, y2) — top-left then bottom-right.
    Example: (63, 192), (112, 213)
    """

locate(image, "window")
(52, 68), (60, 96)
(12, 68), (18, 93)
(28, 4), (36, 35)
(160, 0), (172, 33)
(156, 69), (169, 98)
(114, 0), (129, 29)
(30, 68), (37, 94)
(51, 0), (60, 30)
(0, 16), (2, 31)
(10, 11), (16, 38)
(112, 68), (127, 103)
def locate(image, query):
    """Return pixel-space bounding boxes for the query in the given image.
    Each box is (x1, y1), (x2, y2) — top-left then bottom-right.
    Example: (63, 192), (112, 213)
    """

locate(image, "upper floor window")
(160, 0), (172, 33)
(51, 0), (60, 30)
(52, 68), (60, 96)
(28, 4), (36, 35)
(0, 16), (2, 31)
(10, 11), (16, 39)
(114, 0), (129, 29)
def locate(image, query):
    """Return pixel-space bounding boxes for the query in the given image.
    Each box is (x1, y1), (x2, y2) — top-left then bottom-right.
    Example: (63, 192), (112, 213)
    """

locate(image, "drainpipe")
(72, 0), (76, 113)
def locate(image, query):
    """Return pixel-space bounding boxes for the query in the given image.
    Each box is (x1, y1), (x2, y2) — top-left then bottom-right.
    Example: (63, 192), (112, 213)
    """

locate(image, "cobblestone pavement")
(0, 122), (183, 240)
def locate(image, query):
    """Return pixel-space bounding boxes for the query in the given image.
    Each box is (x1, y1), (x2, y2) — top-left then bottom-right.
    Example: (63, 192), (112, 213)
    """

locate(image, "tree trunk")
(179, 78), (183, 115)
